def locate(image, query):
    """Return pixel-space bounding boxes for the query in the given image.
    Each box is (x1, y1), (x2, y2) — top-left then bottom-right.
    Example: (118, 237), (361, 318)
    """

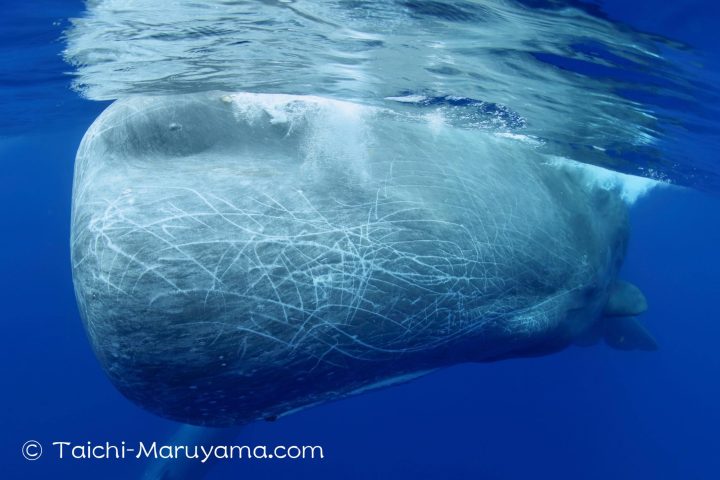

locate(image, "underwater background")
(1, 1), (719, 478)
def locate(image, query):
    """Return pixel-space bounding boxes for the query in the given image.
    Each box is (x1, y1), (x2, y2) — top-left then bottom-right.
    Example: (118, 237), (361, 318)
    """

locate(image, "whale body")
(71, 92), (653, 426)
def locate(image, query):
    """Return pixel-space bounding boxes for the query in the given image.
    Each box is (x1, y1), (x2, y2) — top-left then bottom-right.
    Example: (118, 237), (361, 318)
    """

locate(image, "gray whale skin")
(71, 92), (654, 427)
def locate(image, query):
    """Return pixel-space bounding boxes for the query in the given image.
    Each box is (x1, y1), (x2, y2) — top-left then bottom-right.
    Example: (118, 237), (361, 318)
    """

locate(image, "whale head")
(71, 92), (652, 426)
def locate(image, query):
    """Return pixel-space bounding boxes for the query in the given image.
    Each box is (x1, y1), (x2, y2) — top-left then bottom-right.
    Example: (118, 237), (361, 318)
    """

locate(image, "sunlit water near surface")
(5, 0), (720, 190)
(1, 1), (720, 479)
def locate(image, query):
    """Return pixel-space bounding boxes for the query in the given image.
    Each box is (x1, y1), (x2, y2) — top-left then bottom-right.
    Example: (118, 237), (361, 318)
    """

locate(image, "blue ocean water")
(1, 1), (719, 479)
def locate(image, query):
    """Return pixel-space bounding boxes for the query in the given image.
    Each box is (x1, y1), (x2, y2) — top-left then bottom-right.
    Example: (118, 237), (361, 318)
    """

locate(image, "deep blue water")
(2, 1), (720, 479)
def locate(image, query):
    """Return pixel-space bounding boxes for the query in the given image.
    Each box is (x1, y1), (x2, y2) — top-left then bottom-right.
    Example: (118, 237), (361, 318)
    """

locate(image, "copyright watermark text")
(22, 440), (324, 463)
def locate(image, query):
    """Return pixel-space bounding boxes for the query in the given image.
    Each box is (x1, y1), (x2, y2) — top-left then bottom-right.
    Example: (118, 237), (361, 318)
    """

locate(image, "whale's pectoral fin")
(603, 280), (647, 317)
(602, 280), (656, 351)
(603, 316), (658, 351)
(575, 280), (654, 350)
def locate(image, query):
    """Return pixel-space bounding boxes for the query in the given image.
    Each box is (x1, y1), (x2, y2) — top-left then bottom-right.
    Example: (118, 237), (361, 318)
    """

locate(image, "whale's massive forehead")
(71, 92), (629, 425)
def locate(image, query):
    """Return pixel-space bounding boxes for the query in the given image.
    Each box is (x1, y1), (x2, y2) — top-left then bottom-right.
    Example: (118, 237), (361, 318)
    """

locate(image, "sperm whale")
(71, 92), (654, 427)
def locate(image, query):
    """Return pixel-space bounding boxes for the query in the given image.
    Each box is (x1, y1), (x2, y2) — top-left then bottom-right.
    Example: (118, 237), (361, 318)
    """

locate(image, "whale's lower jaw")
(71, 92), (628, 426)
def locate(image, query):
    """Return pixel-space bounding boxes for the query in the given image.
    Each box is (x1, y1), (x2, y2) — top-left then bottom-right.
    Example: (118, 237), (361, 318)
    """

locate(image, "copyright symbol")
(22, 440), (42, 461)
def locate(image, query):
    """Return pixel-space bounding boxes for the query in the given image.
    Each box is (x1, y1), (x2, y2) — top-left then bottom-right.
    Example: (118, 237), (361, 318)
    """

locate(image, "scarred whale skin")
(71, 92), (632, 426)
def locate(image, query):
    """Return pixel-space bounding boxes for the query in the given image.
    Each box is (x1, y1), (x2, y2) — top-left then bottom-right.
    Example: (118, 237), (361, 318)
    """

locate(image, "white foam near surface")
(224, 93), (375, 184)
(547, 156), (667, 205)
(224, 92), (371, 126)
(384, 95), (429, 103)
(219, 92), (668, 210)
